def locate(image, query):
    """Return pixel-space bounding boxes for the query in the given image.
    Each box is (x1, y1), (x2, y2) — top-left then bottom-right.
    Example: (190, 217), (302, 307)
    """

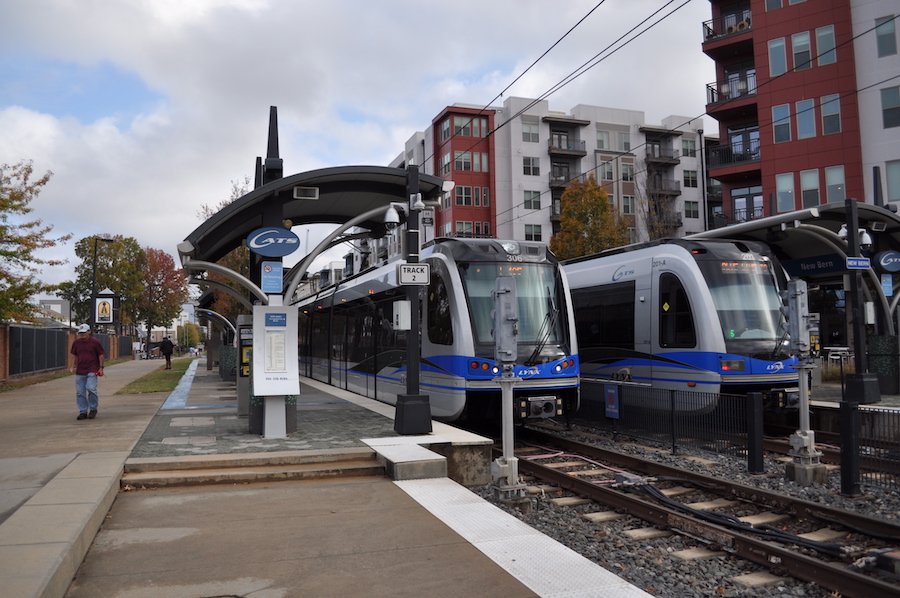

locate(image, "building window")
(597, 130), (609, 149)
(454, 151), (471, 171)
(887, 160), (900, 202)
(482, 188), (490, 207)
(877, 16), (898, 58)
(453, 117), (471, 137)
(816, 26), (836, 65)
(792, 32), (811, 71)
(525, 224), (542, 242)
(682, 138), (697, 157)
(623, 195), (635, 214)
(618, 132), (630, 151)
(622, 163), (635, 181)
(825, 166), (846, 202)
(776, 173), (795, 212)
(455, 186), (472, 206)
(801, 169), (820, 208)
(456, 222), (473, 237)
(766, 0), (781, 10)
(524, 190), (541, 210)
(883, 86), (900, 128)
(473, 117), (487, 138)
(773, 104), (791, 142)
(474, 222), (482, 236)
(600, 162), (613, 180)
(769, 38), (787, 76)
(685, 201), (700, 219)
(439, 153), (451, 176)
(474, 187), (481, 206)
(440, 119), (450, 141)
(480, 153), (489, 172)
(523, 156), (540, 176)
(797, 99), (816, 139)
(683, 170), (698, 188)
(821, 95), (841, 134)
(483, 222), (491, 236)
(522, 123), (539, 143)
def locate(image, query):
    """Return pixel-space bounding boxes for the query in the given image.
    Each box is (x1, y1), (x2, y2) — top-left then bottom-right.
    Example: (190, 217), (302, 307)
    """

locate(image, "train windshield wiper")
(527, 286), (559, 365)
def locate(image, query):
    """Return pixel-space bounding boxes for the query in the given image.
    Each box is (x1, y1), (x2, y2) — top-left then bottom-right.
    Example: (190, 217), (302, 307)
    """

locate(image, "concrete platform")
(0, 357), (654, 598)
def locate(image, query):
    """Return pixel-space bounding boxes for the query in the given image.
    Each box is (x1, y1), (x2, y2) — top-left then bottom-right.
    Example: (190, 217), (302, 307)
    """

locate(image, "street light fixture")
(90, 236), (115, 330)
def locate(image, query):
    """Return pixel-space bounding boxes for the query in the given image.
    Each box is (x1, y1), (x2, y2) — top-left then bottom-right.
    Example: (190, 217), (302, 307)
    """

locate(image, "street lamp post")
(90, 236), (114, 330)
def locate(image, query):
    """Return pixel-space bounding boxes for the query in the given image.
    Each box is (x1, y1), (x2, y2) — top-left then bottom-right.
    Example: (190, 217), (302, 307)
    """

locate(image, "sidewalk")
(0, 357), (653, 598)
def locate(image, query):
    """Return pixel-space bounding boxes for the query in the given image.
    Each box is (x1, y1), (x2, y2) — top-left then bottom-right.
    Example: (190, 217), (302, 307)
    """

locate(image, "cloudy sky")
(1, 0), (715, 298)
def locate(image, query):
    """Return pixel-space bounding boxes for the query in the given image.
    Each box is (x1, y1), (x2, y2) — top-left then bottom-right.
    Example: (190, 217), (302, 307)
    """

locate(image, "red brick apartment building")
(703, 0), (899, 225)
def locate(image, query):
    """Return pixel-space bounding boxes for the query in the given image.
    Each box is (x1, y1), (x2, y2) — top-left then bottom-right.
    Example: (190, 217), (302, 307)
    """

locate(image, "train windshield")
(459, 263), (563, 345)
(697, 259), (784, 342)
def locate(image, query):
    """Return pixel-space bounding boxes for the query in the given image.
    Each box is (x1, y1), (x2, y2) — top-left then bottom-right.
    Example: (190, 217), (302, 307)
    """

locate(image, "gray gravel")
(473, 421), (900, 598)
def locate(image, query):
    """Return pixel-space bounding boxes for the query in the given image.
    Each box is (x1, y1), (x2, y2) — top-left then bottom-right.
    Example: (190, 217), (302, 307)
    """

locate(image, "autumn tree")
(549, 174), (630, 260)
(195, 177), (252, 323)
(140, 248), (189, 337)
(0, 160), (72, 322)
(68, 235), (145, 329)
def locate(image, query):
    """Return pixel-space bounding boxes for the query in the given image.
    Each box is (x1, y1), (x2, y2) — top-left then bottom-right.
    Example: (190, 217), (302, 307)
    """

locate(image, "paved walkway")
(0, 357), (653, 598)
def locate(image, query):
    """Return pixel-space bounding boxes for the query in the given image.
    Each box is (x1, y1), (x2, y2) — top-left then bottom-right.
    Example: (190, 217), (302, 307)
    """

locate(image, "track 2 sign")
(397, 263), (430, 285)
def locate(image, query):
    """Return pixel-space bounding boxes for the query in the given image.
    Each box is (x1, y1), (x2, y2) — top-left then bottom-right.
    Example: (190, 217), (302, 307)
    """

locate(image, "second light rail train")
(563, 238), (799, 411)
(296, 238), (580, 423)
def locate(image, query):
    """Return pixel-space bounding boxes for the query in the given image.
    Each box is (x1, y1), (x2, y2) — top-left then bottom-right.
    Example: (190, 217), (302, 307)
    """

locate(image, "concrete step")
(122, 448), (385, 488)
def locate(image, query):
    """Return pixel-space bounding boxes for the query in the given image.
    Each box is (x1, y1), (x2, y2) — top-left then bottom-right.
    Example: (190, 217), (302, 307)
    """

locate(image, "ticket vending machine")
(236, 314), (253, 417)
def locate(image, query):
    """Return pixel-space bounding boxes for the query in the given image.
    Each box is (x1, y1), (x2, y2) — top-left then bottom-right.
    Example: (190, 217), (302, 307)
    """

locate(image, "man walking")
(69, 324), (105, 420)
(160, 336), (175, 369)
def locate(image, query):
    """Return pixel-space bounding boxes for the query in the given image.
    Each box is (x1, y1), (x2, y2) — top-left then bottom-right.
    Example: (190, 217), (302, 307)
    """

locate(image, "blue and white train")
(563, 238), (799, 408)
(296, 238), (580, 423)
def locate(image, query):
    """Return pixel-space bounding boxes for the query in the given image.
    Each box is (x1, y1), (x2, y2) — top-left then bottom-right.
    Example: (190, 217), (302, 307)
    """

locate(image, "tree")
(177, 322), (202, 349)
(67, 235), (145, 330)
(141, 248), (188, 337)
(0, 160), (72, 322)
(195, 177), (253, 323)
(549, 174), (631, 260)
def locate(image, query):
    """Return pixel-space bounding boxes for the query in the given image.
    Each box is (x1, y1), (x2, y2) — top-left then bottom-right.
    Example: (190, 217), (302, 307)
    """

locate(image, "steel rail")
(513, 440), (900, 598)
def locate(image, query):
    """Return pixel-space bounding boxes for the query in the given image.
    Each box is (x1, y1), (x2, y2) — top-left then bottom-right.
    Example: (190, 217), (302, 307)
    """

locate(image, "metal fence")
(579, 381), (900, 494)
(8, 326), (69, 376)
(578, 380), (750, 457)
(7, 325), (134, 378)
(857, 405), (900, 491)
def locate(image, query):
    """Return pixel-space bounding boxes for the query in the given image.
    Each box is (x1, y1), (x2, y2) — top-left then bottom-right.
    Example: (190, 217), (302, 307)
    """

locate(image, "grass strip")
(115, 357), (196, 394)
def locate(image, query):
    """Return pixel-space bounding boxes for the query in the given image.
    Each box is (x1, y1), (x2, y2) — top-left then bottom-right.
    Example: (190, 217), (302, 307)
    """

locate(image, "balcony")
(711, 205), (768, 229)
(707, 139), (760, 169)
(702, 13), (751, 42)
(646, 178), (681, 196)
(548, 138), (586, 157)
(550, 172), (580, 188)
(645, 147), (680, 166)
(706, 74), (756, 105)
(550, 199), (562, 222)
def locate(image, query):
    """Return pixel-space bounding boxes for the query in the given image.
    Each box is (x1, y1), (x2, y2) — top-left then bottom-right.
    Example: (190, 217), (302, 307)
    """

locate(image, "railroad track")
(505, 426), (900, 598)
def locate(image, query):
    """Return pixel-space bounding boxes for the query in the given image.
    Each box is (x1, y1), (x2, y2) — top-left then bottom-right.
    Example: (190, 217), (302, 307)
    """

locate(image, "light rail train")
(296, 238), (580, 422)
(563, 238), (799, 410)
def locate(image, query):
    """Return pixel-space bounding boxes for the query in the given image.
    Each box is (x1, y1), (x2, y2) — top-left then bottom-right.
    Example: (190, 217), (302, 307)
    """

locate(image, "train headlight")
(720, 359), (746, 371)
(491, 366), (500, 374)
(554, 364), (562, 372)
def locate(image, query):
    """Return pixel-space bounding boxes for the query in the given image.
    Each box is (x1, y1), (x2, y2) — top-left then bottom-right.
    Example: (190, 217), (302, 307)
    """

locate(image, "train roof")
(562, 237), (773, 265)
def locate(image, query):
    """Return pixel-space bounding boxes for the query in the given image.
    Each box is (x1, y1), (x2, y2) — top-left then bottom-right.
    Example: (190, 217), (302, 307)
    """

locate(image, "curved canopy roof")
(180, 165), (447, 264)
(689, 202), (900, 279)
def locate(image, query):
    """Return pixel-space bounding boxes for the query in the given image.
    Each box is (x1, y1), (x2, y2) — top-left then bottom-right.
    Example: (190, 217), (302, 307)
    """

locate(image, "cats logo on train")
(247, 227), (300, 257)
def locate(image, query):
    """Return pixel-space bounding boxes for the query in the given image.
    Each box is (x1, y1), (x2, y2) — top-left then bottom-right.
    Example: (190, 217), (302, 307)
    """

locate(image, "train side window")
(658, 273), (696, 348)
(572, 281), (634, 349)
(428, 271), (454, 345)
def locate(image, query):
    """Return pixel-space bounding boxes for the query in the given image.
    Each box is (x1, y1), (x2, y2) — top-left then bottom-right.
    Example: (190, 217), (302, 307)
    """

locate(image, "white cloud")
(1, 0), (715, 292)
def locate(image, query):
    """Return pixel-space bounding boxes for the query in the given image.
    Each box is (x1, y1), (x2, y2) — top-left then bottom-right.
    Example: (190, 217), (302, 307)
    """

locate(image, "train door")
(345, 302), (374, 398)
(650, 258), (696, 389)
(330, 309), (347, 390)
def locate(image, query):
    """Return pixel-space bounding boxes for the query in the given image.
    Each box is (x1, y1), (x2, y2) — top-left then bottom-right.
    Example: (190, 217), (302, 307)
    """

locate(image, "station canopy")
(180, 165), (447, 265)
(688, 201), (900, 283)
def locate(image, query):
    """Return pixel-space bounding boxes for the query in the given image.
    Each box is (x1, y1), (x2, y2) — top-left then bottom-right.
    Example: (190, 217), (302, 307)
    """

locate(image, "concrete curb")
(0, 451), (128, 598)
